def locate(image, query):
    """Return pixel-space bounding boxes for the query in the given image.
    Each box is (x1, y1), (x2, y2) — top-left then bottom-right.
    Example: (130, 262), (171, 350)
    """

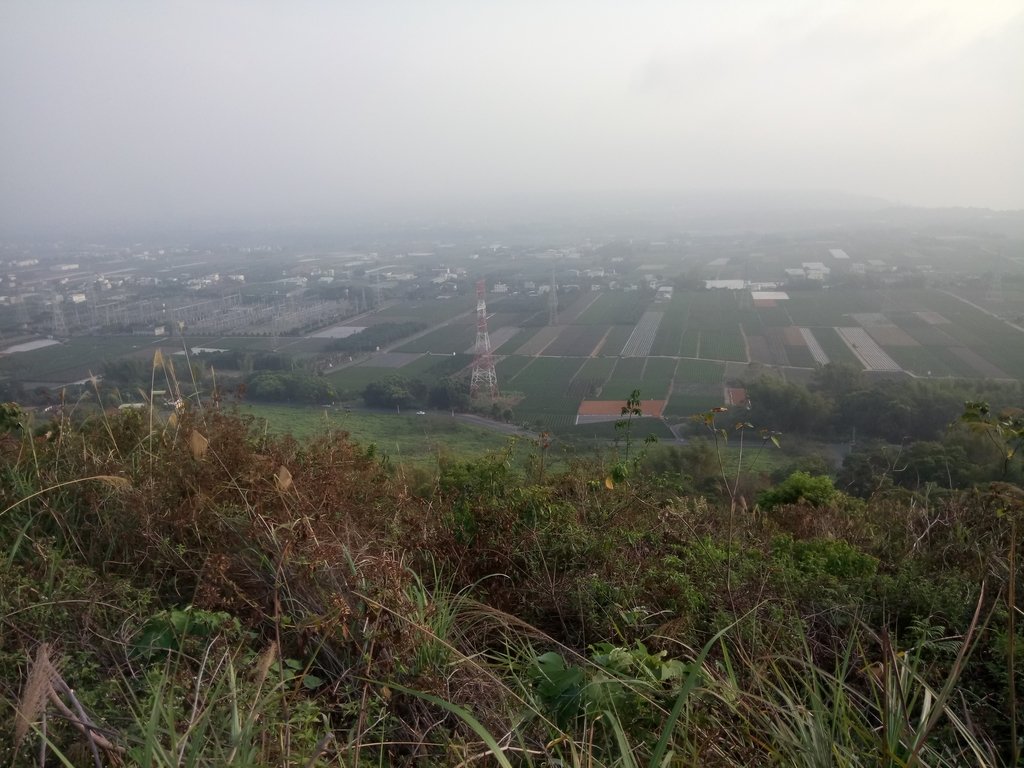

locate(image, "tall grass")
(0, 350), (1019, 765)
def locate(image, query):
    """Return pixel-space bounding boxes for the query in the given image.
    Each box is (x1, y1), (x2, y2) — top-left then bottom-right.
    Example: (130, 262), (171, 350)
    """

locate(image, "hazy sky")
(1, 0), (1022, 231)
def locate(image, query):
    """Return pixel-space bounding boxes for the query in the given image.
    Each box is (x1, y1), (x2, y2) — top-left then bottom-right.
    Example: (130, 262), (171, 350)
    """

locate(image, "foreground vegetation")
(0, 389), (1021, 765)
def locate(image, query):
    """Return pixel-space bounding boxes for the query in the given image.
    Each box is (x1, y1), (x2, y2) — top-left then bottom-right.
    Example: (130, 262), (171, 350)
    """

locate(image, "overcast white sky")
(1, 0), (1021, 231)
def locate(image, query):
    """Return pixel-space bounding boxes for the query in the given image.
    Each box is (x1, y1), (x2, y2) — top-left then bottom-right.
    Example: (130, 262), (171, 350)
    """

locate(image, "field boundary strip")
(621, 311), (663, 357)
(799, 328), (830, 365)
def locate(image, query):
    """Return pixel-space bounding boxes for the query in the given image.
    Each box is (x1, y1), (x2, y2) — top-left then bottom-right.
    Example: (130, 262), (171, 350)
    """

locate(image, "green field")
(810, 327), (863, 369)
(884, 345), (965, 378)
(372, 296), (475, 323)
(783, 344), (817, 368)
(508, 356), (588, 428)
(687, 289), (740, 330)
(0, 336), (164, 382)
(598, 325), (634, 355)
(325, 364), (413, 395)
(394, 320), (476, 354)
(650, 294), (690, 356)
(785, 290), (882, 326)
(600, 357), (646, 399)
(698, 329), (747, 362)
(601, 357), (676, 400)
(575, 292), (648, 325)
(545, 324), (609, 356)
(492, 326), (540, 353)
(915, 291), (1024, 377)
(326, 353), (472, 396)
(575, 356), (618, 397)
(7, 287), (1024, 449)
(238, 403), (521, 470)
(665, 359), (725, 417)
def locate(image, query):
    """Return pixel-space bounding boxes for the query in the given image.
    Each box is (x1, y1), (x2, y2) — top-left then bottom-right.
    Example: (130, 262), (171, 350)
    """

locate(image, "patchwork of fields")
(4, 286), (1022, 436)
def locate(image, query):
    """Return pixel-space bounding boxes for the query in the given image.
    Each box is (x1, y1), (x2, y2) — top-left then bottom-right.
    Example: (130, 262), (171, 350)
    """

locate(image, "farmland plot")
(511, 357), (585, 395)
(491, 326), (541, 353)
(665, 359), (726, 417)
(650, 317), (685, 356)
(557, 291), (603, 323)
(372, 296), (475, 324)
(602, 357), (675, 400)
(621, 312), (663, 357)
(514, 326), (562, 355)
(573, 357), (618, 398)
(763, 328), (791, 367)
(394, 320), (476, 354)
(466, 326), (521, 353)
(399, 353), (472, 378)
(756, 305), (793, 327)
(597, 325), (634, 356)
(545, 324), (609, 356)
(601, 358), (646, 399)
(883, 343), (1007, 379)
(774, 327), (814, 368)
(864, 325), (919, 347)
(650, 294), (691, 356)
(322, 365), (402, 395)
(811, 328), (864, 369)
(496, 355), (533, 381)
(679, 330), (701, 357)
(785, 290), (882, 327)
(738, 307), (764, 335)
(0, 335), (166, 383)
(687, 290), (738, 330)
(328, 353), (471, 396)
(747, 335), (775, 365)
(836, 328), (902, 372)
(355, 352), (423, 369)
(946, 347), (1011, 379)
(510, 356), (588, 428)
(888, 313), (960, 347)
(639, 357), (678, 398)
(575, 292), (649, 326)
(698, 329), (748, 362)
(783, 344), (819, 368)
(918, 291), (1024, 377)
(885, 346), (966, 378)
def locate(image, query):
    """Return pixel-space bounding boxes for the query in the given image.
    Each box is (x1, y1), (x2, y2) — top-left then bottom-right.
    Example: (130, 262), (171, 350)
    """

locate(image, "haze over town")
(1, 0), (1023, 235)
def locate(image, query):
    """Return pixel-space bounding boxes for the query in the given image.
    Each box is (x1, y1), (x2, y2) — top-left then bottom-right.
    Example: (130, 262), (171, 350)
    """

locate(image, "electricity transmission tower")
(469, 279), (499, 400)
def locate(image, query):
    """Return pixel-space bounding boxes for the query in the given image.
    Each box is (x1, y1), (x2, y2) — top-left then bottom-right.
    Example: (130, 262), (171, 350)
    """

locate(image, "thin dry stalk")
(49, 676), (124, 768)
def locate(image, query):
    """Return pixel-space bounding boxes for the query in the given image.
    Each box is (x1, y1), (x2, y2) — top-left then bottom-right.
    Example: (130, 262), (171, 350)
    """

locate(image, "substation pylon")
(469, 279), (499, 400)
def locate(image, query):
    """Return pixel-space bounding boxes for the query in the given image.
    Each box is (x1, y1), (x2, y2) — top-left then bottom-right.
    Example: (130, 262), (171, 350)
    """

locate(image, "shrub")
(758, 470), (839, 510)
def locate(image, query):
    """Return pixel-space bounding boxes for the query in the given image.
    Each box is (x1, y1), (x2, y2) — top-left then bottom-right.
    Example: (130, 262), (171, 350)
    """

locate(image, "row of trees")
(362, 374), (471, 412)
(741, 363), (1021, 444)
(245, 371), (336, 404)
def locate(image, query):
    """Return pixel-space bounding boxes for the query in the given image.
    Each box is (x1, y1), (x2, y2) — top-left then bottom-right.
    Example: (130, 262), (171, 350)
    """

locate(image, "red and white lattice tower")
(470, 279), (499, 399)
